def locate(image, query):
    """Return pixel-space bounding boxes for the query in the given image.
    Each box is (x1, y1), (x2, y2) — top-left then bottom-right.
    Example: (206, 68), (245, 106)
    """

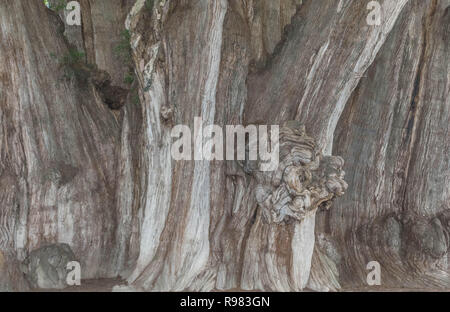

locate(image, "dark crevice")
(90, 68), (129, 110)
(237, 203), (259, 288)
(248, 2), (304, 74)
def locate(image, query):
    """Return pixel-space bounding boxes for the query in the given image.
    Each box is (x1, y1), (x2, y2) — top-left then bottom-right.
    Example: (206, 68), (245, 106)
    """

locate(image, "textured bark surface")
(0, 0), (135, 288)
(325, 0), (450, 289)
(0, 0), (448, 291)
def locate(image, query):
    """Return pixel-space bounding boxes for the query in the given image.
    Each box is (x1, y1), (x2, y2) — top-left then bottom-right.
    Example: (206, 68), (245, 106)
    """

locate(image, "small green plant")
(55, 48), (90, 82)
(132, 89), (141, 106)
(44, 0), (68, 12)
(145, 0), (155, 11)
(60, 48), (85, 66)
(114, 29), (137, 86)
(113, 30), (132, 64)
(123, 72), (135, 85)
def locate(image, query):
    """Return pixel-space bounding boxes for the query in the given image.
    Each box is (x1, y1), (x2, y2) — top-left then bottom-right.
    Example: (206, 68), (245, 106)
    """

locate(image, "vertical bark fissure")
(399, 0), (438, 219)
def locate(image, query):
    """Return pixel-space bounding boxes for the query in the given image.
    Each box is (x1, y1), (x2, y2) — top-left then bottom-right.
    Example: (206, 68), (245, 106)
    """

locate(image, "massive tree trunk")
(0, 0), (448, 291)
